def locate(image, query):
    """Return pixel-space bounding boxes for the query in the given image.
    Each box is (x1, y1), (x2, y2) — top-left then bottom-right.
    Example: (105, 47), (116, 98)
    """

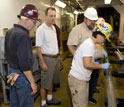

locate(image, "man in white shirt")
(35, 7), (61, 107)
(68, 22), (113, 107)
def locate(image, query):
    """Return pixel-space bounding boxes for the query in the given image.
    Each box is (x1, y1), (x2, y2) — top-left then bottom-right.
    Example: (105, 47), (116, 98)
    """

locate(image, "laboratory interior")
(0, 0), (124, 107)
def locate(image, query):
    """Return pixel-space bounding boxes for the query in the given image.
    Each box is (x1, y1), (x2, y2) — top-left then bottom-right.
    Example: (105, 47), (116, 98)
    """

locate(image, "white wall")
(0, 0), (70, 37)
(0, 0), (75, 37)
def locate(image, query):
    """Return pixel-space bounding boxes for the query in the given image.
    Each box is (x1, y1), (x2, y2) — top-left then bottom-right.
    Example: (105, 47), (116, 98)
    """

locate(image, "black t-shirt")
(5, 24), (33, 71)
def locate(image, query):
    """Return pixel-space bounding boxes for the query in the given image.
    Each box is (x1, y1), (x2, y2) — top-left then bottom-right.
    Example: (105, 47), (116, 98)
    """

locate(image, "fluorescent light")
(55, 0), (66, 8)
(74, 10), (78, 15)
(104, 0), (112, 4)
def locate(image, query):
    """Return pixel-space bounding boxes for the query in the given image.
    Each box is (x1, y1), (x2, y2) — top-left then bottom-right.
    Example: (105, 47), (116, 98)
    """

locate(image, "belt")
(42, 54), (59, 58)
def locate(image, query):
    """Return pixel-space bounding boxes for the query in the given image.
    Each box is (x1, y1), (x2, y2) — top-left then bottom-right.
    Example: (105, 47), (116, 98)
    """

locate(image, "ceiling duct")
(50, 0), (57, 6)
(62, 0), (83, 10)
(76, 0), (122, 6)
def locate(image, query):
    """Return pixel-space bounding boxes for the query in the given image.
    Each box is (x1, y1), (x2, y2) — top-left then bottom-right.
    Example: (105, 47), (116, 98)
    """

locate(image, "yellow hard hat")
(96, 22), (114, 41)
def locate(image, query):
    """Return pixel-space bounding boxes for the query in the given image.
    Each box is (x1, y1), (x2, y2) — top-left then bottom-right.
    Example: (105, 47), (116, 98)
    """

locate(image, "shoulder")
(13, 27), (29, 40)
(82, 38), (92, 47)
(72, 23), (83, 30)
(36, 24), (46, 36)
(37, 23), (45, 30)
(9, 27), (28, 39)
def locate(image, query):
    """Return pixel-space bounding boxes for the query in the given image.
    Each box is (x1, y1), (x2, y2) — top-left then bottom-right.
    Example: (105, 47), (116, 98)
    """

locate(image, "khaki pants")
(68, 74), (89, 107)
(41, 56), (59, 90)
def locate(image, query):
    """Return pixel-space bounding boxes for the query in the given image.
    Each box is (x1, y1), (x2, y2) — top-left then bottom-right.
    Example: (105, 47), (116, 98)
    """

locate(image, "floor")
(1, 55), (124, 107)
(32, 58), (109, 107)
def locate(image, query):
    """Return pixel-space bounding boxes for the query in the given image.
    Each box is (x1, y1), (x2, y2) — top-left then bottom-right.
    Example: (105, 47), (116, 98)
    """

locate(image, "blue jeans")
(89, 69), (99, 99)
(89, 58), (101, 99)
(8, 66), (34, 107)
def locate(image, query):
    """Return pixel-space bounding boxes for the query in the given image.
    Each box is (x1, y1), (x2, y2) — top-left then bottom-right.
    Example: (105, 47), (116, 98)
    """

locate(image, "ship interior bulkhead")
(0, 0), (124, 107)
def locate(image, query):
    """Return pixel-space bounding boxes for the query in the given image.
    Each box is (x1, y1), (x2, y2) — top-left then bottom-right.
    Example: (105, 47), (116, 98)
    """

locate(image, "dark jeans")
(8, 66), (34, 107)
(89, 58), (101, 99)
(89, 69), (99, 99)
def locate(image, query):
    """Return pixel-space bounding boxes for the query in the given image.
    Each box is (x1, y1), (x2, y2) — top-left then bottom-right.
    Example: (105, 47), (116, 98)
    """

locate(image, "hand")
(7, 73), (19, 86)
(41, 63), (48, 71)
(102, 49), (108, 58)
(58, 56), (63, 64)
(102, 63), (110, 69)
(94, 61), (99, 64)
(31, 83), (37, 95)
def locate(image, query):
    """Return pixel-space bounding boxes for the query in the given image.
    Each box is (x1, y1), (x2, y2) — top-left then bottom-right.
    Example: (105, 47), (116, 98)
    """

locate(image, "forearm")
(68, 45), (76, 56)
(37, 47), (45, 65)
(24, 70), (37, 95)
(85, 62), (102, 70)
(83, 57), (102, 70)
(23, 70), (35, 84)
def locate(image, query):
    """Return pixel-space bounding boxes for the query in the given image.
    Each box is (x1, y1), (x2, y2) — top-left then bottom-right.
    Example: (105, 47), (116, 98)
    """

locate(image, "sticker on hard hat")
(99, 23), (110, 31)
(103, 26), (109, 31)
(106, 31), (110, 35)
(27, 10), (33, 15)
(99, 23), (104, 27)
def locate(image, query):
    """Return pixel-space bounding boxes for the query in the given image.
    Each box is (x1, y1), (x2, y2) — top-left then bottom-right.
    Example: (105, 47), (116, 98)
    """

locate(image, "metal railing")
(105, 40), (119, 107)
(105, 59), (117, 107)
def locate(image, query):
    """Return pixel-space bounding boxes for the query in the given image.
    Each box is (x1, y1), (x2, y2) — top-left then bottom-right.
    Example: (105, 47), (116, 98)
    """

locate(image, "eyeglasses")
(31, 19), (37, 24)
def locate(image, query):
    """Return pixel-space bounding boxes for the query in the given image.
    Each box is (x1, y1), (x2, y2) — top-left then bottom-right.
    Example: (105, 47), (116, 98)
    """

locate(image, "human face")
(45, 9), (56, 25)
(96, 34), (106, 44)
(85, 18), (97, 30)
(26, 19), (37, 31)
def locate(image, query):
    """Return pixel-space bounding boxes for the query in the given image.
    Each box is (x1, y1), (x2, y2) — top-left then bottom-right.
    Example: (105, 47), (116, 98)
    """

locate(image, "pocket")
(41, 70), (48, 81)
(14, 76), (28, 89)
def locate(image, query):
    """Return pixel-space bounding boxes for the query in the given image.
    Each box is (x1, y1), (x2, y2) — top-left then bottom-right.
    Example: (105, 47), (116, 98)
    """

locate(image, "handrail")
(117, 49), (124, 60)
(115, 51), (123, 60)
(105, 40), (118, 107)
(105, 39), (124, 107)
(105, 58), (117, 107)
(110, 40), (124, 60)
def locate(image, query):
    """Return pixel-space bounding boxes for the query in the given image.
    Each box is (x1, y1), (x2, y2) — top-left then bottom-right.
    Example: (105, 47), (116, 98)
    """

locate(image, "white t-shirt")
(69, 38), (95, 81)
(35, 23), (58, 55)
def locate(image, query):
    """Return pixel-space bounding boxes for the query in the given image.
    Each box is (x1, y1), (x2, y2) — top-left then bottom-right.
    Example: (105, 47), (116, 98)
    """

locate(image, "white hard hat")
(96, 17), (105, 25)
(84, 7), (98, 20)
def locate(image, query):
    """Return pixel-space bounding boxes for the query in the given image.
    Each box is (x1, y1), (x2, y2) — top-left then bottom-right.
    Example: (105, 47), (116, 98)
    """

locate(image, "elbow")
(68, 45), (75, 55)
(68, 45), (72, 51)
(84, 64), (90, 69)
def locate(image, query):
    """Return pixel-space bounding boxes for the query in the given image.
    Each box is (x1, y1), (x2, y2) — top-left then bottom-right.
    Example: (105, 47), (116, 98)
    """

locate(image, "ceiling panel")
(62, 0), (122, 10)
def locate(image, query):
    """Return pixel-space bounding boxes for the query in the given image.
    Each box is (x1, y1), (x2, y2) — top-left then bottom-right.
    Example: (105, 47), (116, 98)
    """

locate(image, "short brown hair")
(45, 7), (56, 15)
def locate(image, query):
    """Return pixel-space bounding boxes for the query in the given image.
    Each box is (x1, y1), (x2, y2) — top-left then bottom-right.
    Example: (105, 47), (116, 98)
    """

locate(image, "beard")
(87, 24), (95, 30)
